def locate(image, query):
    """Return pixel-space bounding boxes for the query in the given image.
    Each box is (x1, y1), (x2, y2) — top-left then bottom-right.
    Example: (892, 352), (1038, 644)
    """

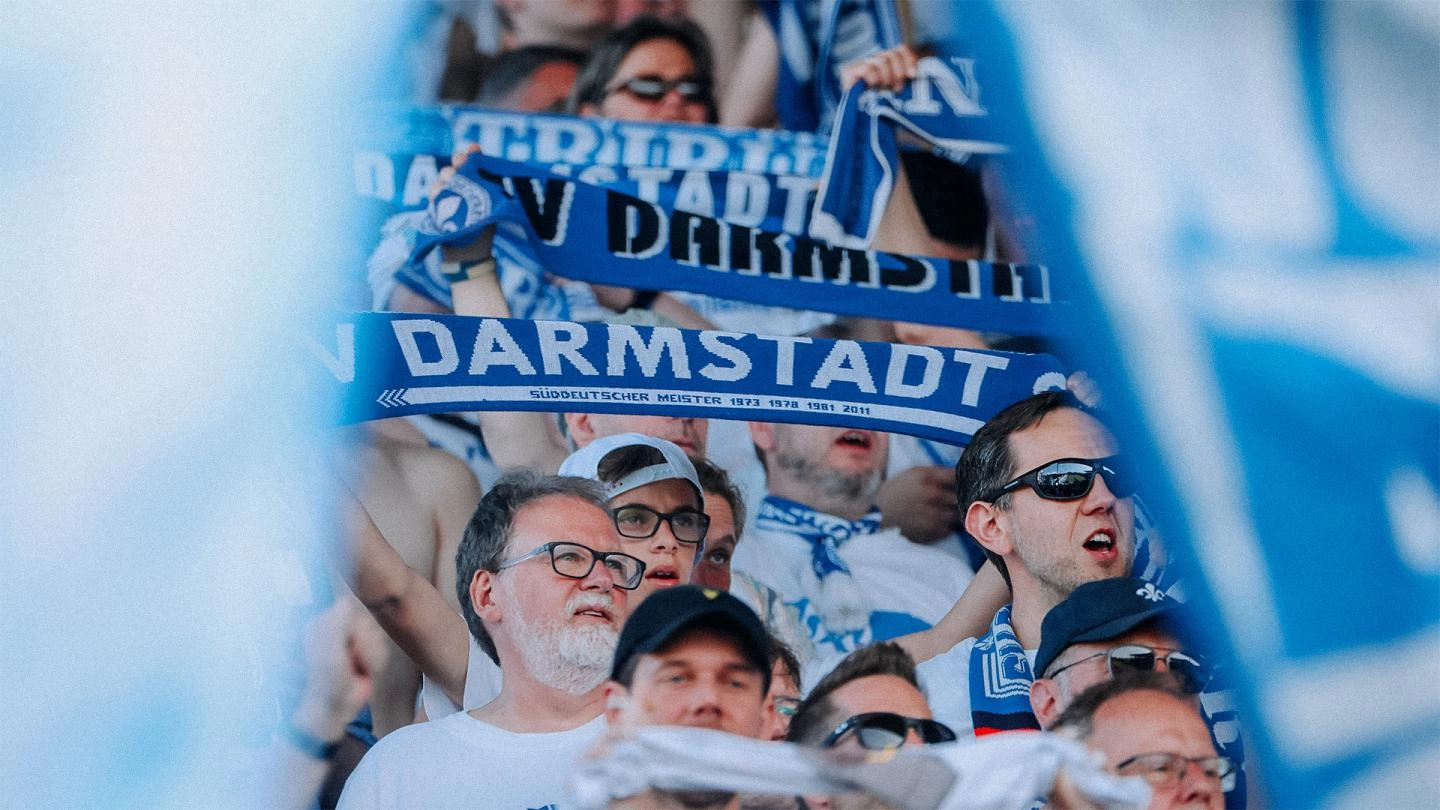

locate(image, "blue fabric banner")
(357, 151), (822, 236)
(359, 104), (834, 177)
(813, 54), (1005, 245)
(403, 154), (1069, 335)
(967, 1), (1440, 806)
(761, 0), (904, 133)
(310, 312), (1069, 445)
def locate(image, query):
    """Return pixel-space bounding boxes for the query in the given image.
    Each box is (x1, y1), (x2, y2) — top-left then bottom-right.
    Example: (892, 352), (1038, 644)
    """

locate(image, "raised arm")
(437, 148), (573, 474)
(264, 597), (387, 809)
(893, 560), (1009, 663)
(338, 482), (471, 705)
(835, 44), (947, 259)
(717, 6), (778, 128)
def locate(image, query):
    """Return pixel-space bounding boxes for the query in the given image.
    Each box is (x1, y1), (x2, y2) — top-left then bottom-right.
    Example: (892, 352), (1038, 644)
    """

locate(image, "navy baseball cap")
(610, 585), (772, 690)
(1034, 577), (1182, 679)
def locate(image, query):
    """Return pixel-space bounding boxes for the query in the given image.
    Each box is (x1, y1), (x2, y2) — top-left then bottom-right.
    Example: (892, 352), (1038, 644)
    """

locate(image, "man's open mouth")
(1083, 531), (1116, 555)
(573, 604), (614, 622)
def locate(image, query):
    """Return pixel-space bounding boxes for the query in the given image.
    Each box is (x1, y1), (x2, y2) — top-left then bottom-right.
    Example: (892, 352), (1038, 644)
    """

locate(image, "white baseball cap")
(558, 432), (703, 503)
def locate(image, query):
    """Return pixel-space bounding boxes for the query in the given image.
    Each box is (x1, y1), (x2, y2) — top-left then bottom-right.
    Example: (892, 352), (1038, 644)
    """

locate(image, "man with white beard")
(339, 471), (646, 809)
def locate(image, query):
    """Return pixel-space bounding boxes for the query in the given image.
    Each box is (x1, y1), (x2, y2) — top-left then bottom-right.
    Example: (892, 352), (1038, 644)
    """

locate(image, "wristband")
(282, 719), (342, 761)
(441, 257), (497, 284)
(629, 289), (660, 310)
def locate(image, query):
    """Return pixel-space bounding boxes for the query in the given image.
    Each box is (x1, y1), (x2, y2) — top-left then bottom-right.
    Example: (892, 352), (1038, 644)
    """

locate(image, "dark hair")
(787, 642), (919, 745)
(596, 443), (664, 484)
(455, 470), (608, 663)
(612, 619), (773, 694)
(955, 390), (1086, 585)
(596, 443), (703, 507)
(770, 636), (802, 691)
(1050, 669), (1190, 740)
(565, 15), (718, 122)
(693, 456), (745, 532)
(476, 44), (587, 109)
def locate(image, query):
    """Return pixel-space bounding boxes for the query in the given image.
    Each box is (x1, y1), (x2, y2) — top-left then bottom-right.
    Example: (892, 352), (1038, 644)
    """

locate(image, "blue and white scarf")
(812, 55), (1005, 246)
(358, 104), (832, 177)
(311, 313), (1069, 444)
(967, 605), (1042, 736)
(369, 209), (606, 323)
(403, 154), (1067, 335)
(761, 0), (904, 133)
(755, 496), (883, 636)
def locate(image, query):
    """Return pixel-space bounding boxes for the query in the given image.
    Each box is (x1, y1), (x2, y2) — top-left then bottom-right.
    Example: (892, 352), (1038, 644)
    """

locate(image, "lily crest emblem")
(427, 173), (492, 237)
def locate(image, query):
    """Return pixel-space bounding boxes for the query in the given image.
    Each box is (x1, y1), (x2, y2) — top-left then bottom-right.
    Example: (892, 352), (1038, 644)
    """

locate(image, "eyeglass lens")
(1034, 458), (1133, 500)
(613, 504), (708, 544)
(549, 542), (644, 589)
(772, 697), (801, 718)
(1109, 645), (1209, 693)
(1118, 752), (1234, 790)
(620, 76), (708, 102)
(843, 714), (956, 751)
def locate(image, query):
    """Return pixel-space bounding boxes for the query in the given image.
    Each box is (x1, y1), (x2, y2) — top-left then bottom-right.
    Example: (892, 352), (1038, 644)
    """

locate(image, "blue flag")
(966, 2), (1440, 806)
(812, 54), (1003, 245)
(760, 0), (904, 133)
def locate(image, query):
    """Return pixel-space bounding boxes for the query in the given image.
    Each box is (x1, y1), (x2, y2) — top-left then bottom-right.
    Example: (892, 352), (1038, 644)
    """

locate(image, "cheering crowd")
(292, 2), (1248, 808)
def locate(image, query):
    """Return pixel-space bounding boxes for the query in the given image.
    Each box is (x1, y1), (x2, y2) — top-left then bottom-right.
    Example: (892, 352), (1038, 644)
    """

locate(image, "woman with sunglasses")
(424, 22), (726, 482)
(566, 15), (718, 125)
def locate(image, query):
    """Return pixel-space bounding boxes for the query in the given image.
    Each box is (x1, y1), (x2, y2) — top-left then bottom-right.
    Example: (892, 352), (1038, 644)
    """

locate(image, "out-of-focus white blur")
(0, 3), (397, 805)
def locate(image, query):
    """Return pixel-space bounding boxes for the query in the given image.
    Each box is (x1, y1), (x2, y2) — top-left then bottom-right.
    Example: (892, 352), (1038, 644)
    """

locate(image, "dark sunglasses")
(1046, 644), (1212, 694)
(612, 504), (710, 545)
(983, 456), (1134, 502)
(605, 75), (711, 103)
(820, 712), (957, 751)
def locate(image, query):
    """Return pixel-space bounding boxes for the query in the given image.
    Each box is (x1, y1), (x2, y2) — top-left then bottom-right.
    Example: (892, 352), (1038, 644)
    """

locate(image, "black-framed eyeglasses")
(612, 504), (710, 545)
(982, 456), (1134, 502)
(605, 75), (711, 104)
(820, 712), (957, 751)
(1045, 644), (1212, 694)
(1115, 752), (1236, 792)
(496, 541), (646, 590)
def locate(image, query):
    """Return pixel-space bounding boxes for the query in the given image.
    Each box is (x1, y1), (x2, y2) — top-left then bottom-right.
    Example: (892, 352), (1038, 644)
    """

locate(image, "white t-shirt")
(916, 638), (1039, 738)
(338, 711), (604, 810)
(732, 515), (973, 658)
(420, 637), (505, 717)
